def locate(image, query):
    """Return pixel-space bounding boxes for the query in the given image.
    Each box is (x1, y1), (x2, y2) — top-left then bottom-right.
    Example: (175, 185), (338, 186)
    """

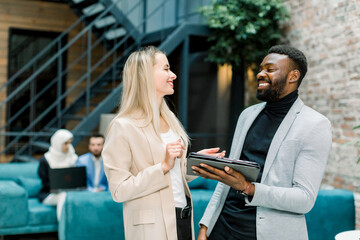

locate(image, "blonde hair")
(116, 46), (189, 144)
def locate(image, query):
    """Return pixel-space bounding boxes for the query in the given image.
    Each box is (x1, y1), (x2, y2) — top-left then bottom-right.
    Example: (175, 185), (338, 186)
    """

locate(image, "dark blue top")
(215, 90), (298, 240)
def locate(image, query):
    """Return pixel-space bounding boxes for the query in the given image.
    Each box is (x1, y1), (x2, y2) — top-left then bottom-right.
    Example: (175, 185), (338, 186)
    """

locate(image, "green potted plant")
(199, 0), (289, 131)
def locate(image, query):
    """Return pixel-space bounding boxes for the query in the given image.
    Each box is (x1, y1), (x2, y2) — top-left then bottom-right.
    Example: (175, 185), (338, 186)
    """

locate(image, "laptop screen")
(49, 166), (87, 192)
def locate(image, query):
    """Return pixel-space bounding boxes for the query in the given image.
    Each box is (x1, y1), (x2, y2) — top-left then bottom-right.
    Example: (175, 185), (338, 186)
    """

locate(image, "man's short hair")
(268, 45), (308, 87)
(89, 133), (104, 141)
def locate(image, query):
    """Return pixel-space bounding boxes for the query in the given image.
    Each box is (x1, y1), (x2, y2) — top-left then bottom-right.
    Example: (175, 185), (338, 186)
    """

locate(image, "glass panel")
(6, 28), (67, 149)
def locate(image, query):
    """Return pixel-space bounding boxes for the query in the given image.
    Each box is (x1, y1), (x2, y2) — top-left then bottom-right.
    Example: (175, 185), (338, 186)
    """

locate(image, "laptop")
(49, 166), (87, 192)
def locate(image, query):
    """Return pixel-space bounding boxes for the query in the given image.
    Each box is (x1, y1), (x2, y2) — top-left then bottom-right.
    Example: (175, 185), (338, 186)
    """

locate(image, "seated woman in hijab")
(38, 129), (78, 221)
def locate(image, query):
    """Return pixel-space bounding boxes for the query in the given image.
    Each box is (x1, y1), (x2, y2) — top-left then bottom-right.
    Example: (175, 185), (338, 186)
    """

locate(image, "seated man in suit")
(77, 134), (108, 192)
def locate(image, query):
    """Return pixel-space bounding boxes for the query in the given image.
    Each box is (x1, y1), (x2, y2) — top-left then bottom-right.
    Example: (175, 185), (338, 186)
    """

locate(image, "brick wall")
(356, 193), (360, 230)
(283, 0), (360, 229)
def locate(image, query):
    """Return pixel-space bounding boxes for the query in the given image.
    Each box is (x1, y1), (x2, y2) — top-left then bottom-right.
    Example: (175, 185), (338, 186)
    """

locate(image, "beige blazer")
(102, 115), (194, 240)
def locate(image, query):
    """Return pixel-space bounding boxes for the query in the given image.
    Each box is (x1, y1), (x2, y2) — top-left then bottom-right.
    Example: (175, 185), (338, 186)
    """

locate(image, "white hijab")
(44, 129), (78, 169)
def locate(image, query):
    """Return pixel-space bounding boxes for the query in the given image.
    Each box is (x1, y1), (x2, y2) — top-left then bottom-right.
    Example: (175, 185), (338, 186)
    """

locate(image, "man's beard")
(256, 77), (287, 102)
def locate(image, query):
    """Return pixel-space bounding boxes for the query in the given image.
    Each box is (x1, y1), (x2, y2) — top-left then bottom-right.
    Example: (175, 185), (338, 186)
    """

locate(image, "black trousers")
(175, 208), (192, 240)
(209, 217), (256, 240)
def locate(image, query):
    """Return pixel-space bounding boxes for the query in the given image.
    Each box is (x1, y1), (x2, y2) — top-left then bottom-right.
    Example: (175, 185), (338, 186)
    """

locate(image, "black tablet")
(187, 152), (260, 182)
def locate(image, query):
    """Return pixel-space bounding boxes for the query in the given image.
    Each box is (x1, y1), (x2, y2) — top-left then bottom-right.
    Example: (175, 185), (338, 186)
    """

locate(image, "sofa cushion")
(28, 198), (57, 226)
(17, 177), (42, 198)
(0, 162), (39, 181)
(0, 181), (28, 228)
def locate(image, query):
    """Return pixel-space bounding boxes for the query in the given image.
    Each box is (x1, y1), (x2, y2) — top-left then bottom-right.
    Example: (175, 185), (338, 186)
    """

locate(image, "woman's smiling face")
(154, 53), (177, 100)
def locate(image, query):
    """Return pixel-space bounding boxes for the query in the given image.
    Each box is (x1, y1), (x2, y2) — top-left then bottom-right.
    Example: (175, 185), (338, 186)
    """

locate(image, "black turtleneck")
(209, 90), (298, 240)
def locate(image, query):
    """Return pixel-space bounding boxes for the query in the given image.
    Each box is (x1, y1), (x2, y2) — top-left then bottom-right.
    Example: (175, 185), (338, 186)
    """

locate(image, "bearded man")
(193, 45), (332, 240)
(77, 134), (108, 192)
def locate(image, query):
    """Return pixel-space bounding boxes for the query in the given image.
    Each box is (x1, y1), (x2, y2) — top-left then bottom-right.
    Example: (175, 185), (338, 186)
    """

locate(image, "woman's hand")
(162, 139), (185, 174)
(197, 147), (225, 158)
(197, 225), (208, 240)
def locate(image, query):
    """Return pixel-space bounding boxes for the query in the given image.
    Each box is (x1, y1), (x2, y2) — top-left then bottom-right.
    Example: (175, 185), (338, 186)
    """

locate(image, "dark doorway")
(6, 28), (67, 149)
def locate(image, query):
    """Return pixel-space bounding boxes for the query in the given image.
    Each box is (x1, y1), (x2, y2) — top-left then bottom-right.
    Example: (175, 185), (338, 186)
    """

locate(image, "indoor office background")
(0, 0), (360, 239)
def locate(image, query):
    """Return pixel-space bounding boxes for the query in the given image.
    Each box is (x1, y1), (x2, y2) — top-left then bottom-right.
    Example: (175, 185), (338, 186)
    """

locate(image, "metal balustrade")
(0, 0), (211, 161)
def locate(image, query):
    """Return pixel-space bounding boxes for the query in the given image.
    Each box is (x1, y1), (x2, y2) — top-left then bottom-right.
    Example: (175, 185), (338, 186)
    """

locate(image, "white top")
(160, 129), (187, 208)
(92, 156), (102, 188)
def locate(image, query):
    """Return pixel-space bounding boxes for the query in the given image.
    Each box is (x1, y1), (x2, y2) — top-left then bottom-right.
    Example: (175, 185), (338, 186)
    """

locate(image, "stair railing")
(1, 0), (174, 157)
(0, 0), (125, 154)
(0, 0), (122, 136)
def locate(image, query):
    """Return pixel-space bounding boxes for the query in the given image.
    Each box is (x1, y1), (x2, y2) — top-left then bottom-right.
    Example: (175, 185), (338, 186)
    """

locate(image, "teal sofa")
(306, 188), (355, 240)
(0, 162), (57, 237)
(58, 177), (218, 240)
(58, 191), (124, 240)
(191, 181), (356, 239)
(0, 162), (356, 240)
(58, 178), (356, 240)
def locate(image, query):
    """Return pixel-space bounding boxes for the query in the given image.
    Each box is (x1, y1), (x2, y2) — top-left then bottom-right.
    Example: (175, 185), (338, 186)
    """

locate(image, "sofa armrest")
(0, 180), (28, 228)
(306, 189), (355, 240)
(59, 191), (125, 240)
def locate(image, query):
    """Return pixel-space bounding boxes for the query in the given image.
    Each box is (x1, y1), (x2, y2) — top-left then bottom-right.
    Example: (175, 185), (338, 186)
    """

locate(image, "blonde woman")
(102, 46), (224, 240)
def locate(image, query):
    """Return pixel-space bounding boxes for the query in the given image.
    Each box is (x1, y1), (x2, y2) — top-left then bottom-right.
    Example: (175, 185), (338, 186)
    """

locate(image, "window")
(6, 28), (67, 148)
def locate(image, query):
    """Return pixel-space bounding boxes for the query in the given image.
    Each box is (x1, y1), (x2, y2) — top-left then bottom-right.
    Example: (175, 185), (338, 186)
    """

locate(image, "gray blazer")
(199, 97), (332, 240)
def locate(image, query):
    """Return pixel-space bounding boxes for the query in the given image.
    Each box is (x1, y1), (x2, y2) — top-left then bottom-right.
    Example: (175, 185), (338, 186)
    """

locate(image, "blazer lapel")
(141, 124), (177, 239)
(142, 125), (164, 165)
(261, 97), (304, 182)
(230, 103), (266, 159)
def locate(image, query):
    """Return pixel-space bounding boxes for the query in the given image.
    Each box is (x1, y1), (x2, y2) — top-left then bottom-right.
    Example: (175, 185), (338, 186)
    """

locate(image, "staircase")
(0, 0), (210, 162)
